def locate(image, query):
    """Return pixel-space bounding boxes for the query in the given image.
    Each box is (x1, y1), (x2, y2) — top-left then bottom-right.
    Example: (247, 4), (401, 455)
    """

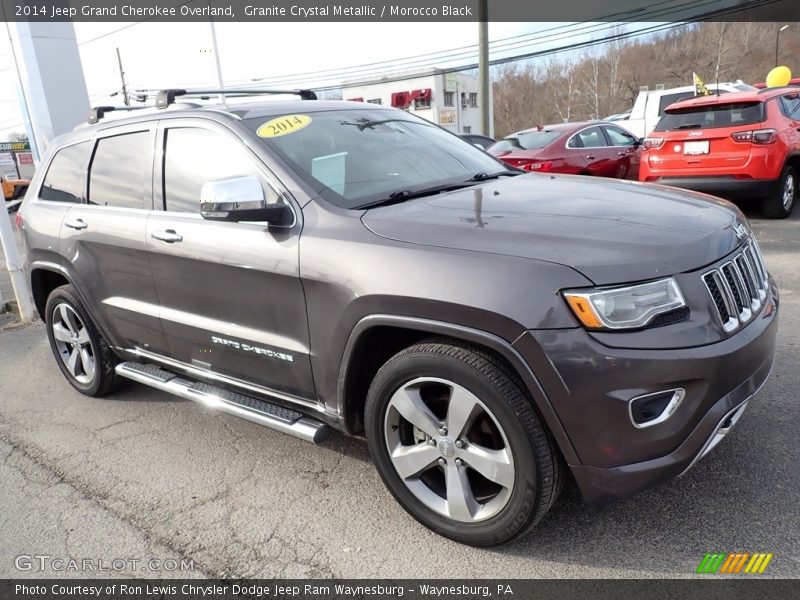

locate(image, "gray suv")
(19, 91), (778, 546)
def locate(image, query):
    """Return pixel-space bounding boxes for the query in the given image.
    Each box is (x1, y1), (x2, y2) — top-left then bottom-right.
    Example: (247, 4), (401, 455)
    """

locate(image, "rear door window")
(779, 94), (800, 119)
(39, 142), (91, 203)
(657, 92), (694, 116)
(655, 102), (765, 131)
(568, 127), (607, 149)
(88, 130), (153, 209)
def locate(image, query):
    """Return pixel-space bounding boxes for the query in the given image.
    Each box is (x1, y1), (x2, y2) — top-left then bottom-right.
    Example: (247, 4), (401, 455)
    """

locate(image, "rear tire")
(45, 284), (121, 397)
(365, 339), (563, 546)
(762, 166), (796, 219)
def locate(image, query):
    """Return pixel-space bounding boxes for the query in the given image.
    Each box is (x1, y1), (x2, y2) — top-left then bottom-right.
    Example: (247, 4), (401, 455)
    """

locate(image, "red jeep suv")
(640, 87), (800, 218)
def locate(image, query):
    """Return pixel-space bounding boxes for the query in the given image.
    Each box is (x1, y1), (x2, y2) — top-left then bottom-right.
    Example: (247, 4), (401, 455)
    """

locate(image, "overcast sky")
(0, 21), (547, 138)
(0, 19), (653, 139)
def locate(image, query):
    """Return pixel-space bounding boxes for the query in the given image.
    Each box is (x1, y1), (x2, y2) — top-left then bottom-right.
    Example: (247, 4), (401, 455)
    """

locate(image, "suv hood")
(361, 174), (745, 285)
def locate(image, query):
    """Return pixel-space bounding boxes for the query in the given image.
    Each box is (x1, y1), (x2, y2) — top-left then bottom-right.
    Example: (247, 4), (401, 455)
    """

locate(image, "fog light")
(629, 388), (685, 428)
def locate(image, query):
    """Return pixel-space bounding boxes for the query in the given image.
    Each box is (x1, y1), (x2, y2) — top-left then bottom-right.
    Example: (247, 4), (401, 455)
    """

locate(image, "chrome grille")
(702, 240), (768, 333)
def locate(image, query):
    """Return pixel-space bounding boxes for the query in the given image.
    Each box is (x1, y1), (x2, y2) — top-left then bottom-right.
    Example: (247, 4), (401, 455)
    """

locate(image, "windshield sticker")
(256, 115), (312, 138)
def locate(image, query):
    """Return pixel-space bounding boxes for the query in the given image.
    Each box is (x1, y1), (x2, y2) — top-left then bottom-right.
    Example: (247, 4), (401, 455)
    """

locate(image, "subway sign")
(0, 141), (31, 152)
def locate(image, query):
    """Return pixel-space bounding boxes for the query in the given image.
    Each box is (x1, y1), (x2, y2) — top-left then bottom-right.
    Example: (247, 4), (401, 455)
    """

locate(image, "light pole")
(776, 24), (789, 67)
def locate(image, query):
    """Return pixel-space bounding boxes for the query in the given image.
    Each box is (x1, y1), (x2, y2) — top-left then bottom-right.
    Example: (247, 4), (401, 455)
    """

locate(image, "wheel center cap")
(438, 438), (455, 458)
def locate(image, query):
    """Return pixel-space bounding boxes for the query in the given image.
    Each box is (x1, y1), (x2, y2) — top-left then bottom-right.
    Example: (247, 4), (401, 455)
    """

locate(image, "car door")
(145, 119), (315, 399)
(59, 123), (170, 355)
(602, 124), (642, 179)
(567, 126), (617, 176)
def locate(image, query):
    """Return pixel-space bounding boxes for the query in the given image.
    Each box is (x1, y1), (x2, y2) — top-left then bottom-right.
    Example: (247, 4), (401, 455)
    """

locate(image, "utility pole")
(116, 47), (129, 106)
(775, 24), (789, 67)
(208, 3), (225, 105)
(478, 0), (490, 137)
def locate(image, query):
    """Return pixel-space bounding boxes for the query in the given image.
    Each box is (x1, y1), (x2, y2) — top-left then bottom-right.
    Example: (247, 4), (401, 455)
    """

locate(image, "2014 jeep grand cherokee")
(19, 93), (778, 546)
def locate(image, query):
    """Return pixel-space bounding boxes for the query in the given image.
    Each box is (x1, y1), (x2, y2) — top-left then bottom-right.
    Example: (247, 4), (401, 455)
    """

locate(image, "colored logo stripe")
(697, 553), (773, 574)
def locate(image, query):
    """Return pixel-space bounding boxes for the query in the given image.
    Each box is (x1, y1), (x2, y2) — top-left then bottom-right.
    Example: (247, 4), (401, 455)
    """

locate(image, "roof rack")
(155, 88), (318, 108)
(88, 105), (152, 124)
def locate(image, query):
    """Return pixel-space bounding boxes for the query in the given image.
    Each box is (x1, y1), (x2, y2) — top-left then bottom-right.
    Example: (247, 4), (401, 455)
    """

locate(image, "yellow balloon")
(766, 66), (792, 88)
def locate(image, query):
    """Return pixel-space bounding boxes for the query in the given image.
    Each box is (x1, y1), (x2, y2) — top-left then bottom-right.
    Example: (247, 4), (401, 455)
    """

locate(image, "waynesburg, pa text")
(14, 583), (514, 598)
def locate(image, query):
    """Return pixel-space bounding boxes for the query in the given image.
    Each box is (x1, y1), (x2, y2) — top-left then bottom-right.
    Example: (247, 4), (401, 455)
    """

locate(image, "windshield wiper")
(340, 118), (423, 131)
(467, 170), (523, 182)
(675, 123), (703, 129)
(354, 182), (473, 210)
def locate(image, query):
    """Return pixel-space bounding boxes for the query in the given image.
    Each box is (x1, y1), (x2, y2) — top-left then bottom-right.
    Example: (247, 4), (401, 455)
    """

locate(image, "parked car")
(459, 133), (496, 150)
(2, 176), (30, 200)
(639, 87), (800, 218)
(488, 122), (642, 179)
(616, 81), (755, 139)
(19, 92), (777, 546)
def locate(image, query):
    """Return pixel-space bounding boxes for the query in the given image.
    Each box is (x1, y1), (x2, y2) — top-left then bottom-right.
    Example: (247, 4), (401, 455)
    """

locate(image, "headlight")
(563, 277), (686, 330)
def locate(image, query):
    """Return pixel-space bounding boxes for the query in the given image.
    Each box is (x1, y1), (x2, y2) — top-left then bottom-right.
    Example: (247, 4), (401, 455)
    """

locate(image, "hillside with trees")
(492, 22), (800, 138)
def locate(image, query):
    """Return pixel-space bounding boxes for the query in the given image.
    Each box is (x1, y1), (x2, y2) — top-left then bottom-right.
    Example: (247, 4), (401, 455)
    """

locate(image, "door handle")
(586, 154), (596, 160)
(64, 218), (88, 230)
(151, 229), (183, 243)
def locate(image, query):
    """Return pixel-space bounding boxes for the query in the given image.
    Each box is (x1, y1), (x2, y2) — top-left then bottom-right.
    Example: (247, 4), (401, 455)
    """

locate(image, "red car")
(487, 121), (642, 179)
(640, 87), (800, 218)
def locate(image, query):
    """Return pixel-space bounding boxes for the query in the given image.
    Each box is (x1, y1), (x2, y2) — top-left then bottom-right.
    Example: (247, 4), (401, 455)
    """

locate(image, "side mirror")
(200, 176), (294, 227)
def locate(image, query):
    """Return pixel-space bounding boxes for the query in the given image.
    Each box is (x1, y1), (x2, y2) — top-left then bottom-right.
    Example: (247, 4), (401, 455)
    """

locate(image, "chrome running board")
(115, 362), (330, 443)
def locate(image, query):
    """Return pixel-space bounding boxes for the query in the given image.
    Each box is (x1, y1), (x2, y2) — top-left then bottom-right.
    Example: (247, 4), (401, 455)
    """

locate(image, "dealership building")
(341, 68), (494, 137)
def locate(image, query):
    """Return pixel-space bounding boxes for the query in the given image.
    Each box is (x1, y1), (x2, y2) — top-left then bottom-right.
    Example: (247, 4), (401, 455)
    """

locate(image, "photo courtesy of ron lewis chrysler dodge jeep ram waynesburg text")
(18, 89), (778, 546)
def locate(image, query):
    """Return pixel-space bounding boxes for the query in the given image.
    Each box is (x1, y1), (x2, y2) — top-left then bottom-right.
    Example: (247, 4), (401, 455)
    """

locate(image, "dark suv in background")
(19, 91), (778, 546)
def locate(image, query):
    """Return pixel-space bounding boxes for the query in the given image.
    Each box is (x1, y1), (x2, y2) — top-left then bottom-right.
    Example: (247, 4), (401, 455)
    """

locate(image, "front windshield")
(245, 109), (506, 209)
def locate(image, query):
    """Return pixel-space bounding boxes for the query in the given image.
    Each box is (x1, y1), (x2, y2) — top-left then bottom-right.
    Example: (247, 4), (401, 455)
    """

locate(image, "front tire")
(762, 165), (796, 219)
(45, 285), (121, 397)
(365, 340), (563, 546)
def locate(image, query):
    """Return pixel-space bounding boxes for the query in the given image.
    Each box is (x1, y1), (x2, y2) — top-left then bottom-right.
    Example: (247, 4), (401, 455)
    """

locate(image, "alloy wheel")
(383, 377), (515, 523)
(51, 303), (96, 385)
(783, 173), (795, 211)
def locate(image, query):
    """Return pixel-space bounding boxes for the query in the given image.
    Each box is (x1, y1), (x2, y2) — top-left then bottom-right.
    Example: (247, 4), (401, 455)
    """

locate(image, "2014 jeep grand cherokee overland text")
(19, 90), (778, 546)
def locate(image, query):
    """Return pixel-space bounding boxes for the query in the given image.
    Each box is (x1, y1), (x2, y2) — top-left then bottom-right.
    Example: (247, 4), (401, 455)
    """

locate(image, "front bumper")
(643, 176), (780, 200)
(515, 281), (778, 507)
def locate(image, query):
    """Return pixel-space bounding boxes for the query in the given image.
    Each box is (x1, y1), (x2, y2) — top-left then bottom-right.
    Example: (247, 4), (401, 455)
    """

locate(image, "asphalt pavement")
(0, 206), (798, 579)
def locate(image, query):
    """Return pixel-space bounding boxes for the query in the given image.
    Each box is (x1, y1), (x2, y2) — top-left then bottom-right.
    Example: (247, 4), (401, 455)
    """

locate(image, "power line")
(245, 0), (777, 91)
(77, 0), (197, 46)
(174, 0), (707, 90)
(180, 0), (736, 92)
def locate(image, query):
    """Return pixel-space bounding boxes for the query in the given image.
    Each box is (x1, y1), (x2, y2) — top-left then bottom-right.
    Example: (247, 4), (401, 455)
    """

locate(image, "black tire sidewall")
(365, 351), (545, 546)
(764, 166), (796, 219)
(45, 286), (105, 396)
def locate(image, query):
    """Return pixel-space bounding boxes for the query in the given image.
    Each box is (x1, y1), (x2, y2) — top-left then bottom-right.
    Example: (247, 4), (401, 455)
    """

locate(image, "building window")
(414, 97), (431, 110)
(462, 126), (472, 134)
(461, 92), (467, 108)
(469, 93), (478, 108)
(367, 98), (382, 105)
(444, 91), (454, 107)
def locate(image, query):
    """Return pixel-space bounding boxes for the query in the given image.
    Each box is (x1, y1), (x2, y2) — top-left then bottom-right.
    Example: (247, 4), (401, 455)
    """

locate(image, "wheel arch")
(30, 264), (71, 320)
(785, 152), (800, 175)
(337, 315), (580, 465)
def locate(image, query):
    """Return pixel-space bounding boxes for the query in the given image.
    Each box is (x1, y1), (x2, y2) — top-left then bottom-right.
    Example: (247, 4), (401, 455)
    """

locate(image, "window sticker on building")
(256, 114), (312, 138)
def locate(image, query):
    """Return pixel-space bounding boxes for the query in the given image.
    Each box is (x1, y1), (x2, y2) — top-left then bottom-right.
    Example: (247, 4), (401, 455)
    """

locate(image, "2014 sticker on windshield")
(256, 115), (312, 138)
